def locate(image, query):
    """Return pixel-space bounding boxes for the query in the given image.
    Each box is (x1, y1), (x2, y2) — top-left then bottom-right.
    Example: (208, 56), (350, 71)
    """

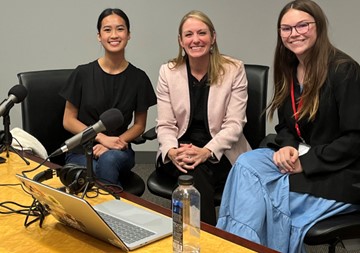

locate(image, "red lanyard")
(290, 80), (305, 142)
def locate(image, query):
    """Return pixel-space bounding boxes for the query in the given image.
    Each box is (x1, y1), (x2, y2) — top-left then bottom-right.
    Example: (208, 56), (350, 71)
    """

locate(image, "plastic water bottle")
(172, 175), (200, 253)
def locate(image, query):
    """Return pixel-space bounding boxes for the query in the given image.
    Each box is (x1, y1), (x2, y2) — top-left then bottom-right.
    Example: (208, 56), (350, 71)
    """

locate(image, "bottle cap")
(178, 175), (194, 185)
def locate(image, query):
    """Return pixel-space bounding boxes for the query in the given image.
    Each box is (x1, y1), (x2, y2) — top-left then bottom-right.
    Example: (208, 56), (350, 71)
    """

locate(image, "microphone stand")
(0, 112), (30, 165)
(80, 140), (121, 200)
(80, 140), (95, 199)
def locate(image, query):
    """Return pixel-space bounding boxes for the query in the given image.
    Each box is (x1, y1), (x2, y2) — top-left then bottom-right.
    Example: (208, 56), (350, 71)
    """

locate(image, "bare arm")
(120, 111), (147, 143)
(63, 101), (87, 134)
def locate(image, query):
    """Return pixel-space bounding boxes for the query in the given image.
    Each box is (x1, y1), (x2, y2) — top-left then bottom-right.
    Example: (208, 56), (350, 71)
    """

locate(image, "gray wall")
(1, 0), (359, 152)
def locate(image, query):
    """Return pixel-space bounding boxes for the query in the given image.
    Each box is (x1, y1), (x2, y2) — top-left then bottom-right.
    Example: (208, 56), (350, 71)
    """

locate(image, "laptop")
(16, 174), (172, 251)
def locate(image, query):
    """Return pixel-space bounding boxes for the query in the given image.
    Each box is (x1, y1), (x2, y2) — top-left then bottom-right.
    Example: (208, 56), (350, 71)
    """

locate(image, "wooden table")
(0, 152), (278, 253)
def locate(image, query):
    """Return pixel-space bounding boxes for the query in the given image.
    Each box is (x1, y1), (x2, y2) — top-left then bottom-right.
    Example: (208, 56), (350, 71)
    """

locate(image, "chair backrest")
(17, 69), (74, 165)
(243, 64), (269, 149)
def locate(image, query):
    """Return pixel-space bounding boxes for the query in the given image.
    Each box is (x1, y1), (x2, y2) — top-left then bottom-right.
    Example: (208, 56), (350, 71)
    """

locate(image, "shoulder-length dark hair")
(269, 0), (336, 121)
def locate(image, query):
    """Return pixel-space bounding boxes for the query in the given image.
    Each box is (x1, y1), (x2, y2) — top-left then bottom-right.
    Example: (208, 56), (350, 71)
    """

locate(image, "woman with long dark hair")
(217, 1), (360, 252)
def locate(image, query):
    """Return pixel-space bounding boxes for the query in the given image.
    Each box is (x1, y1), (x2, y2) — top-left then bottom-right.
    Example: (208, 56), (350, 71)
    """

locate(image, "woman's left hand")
(93, 144), (109, 159)
(273, 146), (303, 174)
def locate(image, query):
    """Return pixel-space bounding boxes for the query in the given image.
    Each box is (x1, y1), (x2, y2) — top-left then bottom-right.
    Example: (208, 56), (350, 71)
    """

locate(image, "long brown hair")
(269, 0), (336, 121)
(169, 10), (236, 85)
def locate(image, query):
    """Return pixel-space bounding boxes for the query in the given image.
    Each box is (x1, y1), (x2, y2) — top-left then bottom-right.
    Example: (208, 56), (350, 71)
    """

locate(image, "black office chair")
(18, 69), (145, 196)
(146, 64), (270, 206)
(304, 211), (360, 252)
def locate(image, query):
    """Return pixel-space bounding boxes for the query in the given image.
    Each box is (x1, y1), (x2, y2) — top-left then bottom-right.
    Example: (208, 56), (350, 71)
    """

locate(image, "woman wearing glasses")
(217, 0), (360, 252)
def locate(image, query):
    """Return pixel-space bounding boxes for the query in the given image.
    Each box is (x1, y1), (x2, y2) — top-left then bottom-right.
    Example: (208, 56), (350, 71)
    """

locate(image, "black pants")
(156, 155), (232, 225)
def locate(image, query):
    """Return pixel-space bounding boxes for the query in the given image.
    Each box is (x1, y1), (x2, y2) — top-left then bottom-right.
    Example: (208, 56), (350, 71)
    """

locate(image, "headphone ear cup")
(59, 163), (88, 194)
(59, 163), (72, 186)
(67, 169), (86, 194)
(33, 168), (54, 183)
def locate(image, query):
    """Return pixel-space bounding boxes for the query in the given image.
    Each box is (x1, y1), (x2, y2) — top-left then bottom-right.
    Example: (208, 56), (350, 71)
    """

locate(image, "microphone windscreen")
(99, 108), (124, 131)
(8, 84), (28, 103)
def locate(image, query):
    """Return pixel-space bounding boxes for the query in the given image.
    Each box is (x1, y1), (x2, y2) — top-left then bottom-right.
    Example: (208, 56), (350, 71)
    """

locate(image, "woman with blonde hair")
(155, 10), (250, 225)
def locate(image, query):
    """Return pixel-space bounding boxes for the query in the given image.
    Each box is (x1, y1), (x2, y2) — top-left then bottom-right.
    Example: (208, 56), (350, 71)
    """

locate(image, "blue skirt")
(216, 148), (358, 253)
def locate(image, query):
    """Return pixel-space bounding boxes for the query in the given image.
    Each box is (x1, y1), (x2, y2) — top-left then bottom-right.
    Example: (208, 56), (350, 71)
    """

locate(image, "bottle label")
(172, 199), (183, 252)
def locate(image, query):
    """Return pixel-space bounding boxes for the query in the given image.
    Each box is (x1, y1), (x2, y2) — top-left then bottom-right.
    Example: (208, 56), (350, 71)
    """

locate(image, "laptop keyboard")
(97, 211), (155, 244)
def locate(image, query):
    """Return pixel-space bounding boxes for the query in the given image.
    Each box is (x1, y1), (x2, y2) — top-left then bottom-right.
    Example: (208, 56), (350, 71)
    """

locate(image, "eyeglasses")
(279, 22), (316, 38)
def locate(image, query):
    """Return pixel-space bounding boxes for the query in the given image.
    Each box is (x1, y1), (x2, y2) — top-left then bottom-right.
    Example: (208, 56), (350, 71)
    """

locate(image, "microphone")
(50, 108), (124, 157)
(0, 85), (28, 117)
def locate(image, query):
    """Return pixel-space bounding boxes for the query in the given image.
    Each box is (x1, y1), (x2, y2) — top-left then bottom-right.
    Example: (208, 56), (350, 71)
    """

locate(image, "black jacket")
(274, 51), (360, 204)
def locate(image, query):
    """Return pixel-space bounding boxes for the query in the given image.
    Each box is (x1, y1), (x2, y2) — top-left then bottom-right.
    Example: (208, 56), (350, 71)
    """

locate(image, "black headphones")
(33, 163), (93, 194)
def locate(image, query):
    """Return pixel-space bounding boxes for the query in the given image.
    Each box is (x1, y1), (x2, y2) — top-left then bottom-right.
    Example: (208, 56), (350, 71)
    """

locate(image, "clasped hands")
(93, 134), (128, 158)
(168, 143), (211, 173)
(273, 146), (303, 174)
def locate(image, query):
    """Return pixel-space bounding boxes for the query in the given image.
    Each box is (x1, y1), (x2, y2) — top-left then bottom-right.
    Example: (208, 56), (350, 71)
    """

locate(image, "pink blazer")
(156, 56), (251, 165)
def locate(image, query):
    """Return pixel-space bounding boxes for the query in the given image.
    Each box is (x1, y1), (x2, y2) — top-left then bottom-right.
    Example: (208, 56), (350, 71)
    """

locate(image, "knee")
(100, 150), (120, 161)
(233, 148), (275, 175)
(235, 151), (256, 168)
(65, 153), (86, 166)
(99, 150), (135, 167)
(237, 149), (271, 164)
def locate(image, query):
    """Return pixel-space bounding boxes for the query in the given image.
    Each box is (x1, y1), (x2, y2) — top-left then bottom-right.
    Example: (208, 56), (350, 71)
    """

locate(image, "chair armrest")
(259, 133), (276, 148)
(131, 136), (147, 145)
(131, 127), (157, 145)
(142, 127), (157, 141)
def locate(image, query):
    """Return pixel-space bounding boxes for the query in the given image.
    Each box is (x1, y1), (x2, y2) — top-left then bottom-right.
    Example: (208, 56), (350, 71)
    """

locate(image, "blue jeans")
(65, 146), (135, 186)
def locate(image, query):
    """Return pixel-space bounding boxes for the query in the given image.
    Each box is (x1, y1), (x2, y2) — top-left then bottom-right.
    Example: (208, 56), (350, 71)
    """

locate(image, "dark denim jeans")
(65, 146), (135, 186)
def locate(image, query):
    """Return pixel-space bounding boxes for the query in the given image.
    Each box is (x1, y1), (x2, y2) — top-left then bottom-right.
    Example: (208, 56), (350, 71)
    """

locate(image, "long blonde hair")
(169, 10), (236, 85)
